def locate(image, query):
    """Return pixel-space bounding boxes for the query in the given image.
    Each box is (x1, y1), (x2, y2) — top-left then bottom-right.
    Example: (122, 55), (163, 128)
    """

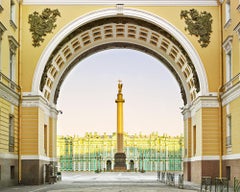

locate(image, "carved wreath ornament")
(180, 9), (213, 48)
(28, 8), (61, 47)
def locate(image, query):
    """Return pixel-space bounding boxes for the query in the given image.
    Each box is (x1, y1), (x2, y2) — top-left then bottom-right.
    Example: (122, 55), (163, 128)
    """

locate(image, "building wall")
(0, 0), (20, 187)
(57, 133), (184, 172)
(221, 0), (240, 185)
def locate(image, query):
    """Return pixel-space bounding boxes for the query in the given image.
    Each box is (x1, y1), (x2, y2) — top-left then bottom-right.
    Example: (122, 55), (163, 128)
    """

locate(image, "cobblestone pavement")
(0, 172), (199, 192)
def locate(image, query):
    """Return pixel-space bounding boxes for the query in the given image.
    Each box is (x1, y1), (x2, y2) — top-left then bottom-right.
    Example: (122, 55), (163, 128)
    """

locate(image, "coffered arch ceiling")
(32, 8), (209, 107)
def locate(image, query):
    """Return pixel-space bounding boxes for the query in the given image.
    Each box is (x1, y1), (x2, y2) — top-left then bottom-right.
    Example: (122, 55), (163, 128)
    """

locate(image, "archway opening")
(56, 49), (184, 175)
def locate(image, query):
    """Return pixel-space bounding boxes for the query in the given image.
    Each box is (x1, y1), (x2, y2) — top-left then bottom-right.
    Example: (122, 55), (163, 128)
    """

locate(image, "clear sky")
(57, 49), (184, 136)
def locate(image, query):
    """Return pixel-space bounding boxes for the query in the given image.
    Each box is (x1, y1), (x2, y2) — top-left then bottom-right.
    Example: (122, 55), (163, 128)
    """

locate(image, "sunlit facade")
(57, 133), (184, 172)
(0, 0), (240, 187)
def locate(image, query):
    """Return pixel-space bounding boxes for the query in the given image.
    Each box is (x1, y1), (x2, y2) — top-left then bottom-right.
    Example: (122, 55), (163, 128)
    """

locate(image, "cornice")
(182, 95), (219, 119)
(222, 153), (240, 160)
(221, 82), (240, 106)
(21, 155), (57, 161)
(0, 83), (19, 106)
(23, 0), (218, 6)
(22, 93), (59, 118)
(184, 155), (220, 162)
(0, 153), (18, 159)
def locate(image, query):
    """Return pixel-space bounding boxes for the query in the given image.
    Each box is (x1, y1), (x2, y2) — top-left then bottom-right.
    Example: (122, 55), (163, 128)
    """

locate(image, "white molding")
(32, 7), (209, 106)
(23, 0), (218, 6)
(222, 153), (240, 160)
(222, 35), (233, 53)
(0, 153), (18, 159)
(0, 83), (19, 106)
(22, 93), (59, 118)
(182, 93), (220, 119)
(234, 22), (240, 40)
(184, 155), (220, 162)
(21, 155), (57, 161)
(221, 83), (240, 106)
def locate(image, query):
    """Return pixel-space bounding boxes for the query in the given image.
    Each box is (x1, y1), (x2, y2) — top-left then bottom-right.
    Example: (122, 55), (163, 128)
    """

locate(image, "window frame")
(9, 114), (15, 152)
(10, 0), (17, 29)
(226, 114), (232, 147)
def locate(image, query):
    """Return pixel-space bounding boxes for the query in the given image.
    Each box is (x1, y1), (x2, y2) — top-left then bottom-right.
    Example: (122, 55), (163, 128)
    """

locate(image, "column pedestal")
(114, 153), (126, 171)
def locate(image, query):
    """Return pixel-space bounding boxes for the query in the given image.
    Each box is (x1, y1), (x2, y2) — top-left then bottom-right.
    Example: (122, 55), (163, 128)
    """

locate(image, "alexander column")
(114, 80), (127, 171)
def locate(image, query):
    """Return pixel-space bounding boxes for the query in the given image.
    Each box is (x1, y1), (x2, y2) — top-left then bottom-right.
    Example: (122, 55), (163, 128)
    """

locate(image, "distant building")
(57, 132), (184, 172)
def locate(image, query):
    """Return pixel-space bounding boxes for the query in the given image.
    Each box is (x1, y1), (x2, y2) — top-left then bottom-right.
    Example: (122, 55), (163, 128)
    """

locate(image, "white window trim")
(223, 36), (233, 53)
(0, 22), (6, 73)
(223, 36), (233, 83)
(234, 22), (240, 40)
(224, 0), (231, 28)
(10, 0), (17, 30)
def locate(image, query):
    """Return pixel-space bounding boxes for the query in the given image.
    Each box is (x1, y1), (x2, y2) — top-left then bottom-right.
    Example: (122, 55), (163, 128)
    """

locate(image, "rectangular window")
(226, 115), (232, 146)
(10, 166), (15, 179)
(226, 166), (231, 180)
(9, 114), (14, 152)
(44, 125), (48, 155)
(193, 125), (196, 156)
(9, 51), (15, 81)
(226, 51), (232, 82)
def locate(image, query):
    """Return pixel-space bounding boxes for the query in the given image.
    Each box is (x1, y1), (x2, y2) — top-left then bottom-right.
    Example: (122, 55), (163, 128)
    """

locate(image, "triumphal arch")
(1, 0), (240, 186)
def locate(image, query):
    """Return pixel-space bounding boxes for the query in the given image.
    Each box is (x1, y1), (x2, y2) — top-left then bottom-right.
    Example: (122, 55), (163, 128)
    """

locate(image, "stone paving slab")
(0, 172), (198, 192)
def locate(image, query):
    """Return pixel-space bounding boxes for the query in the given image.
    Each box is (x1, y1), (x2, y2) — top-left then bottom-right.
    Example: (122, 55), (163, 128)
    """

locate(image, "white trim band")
(184, 156), (220, 162)
(0, 153), (18, 159)
(21, 155), (57, 162)
(23, 0), (218, 6)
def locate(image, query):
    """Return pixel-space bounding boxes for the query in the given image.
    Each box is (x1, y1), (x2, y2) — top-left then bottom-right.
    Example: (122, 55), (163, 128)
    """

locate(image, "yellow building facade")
(0, 0), (240, 187)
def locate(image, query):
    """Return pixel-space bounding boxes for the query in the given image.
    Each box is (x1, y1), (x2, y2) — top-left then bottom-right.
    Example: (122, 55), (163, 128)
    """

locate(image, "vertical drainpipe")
(217, 0), (223, 179)
(18, 0), (23, 184)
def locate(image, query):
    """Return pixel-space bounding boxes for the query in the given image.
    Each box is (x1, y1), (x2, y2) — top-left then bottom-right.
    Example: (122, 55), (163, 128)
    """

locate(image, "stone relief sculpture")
(180, 9), (213, 48)
(28, 8), (61, 47)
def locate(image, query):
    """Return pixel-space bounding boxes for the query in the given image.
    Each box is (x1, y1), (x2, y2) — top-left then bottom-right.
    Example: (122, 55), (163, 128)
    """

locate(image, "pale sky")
(57, 49), (184, 136)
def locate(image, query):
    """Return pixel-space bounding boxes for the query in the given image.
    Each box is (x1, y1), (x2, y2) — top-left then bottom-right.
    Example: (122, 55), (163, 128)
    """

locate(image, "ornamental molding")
(0, 21), (7, 39)
(22, 93), (58, 118)
(221, 82), (240, 106)
(32, 8), (210, 107)
(222, 35), (233, 53)
(222, 153), (240, 160)
(28, 8), (61, 47)
(180, 9), (213, 48)
(0, 83), (19, 106)
(190, 95), (219, 116)
(8, 35), (19, 54)
(0, 153), (18, 159)
(183, 95), (219, 119)
(21, 155), (57, 161)
(22, 0), (218, 6)
(184, 155), (220, 162)
(234, 22), (240, 40)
